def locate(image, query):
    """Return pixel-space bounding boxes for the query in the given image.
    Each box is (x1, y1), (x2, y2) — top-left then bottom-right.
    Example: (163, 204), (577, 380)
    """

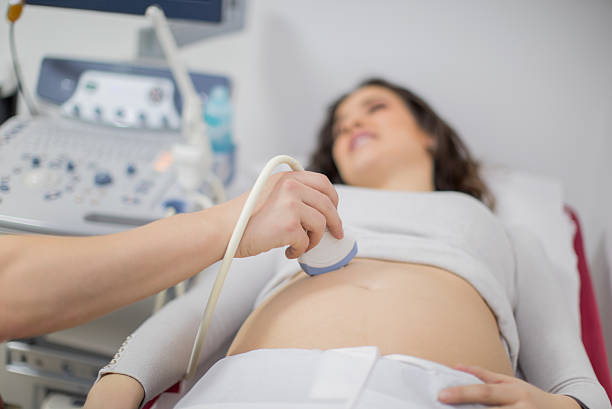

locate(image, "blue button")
(31, 157), (41, 167)
(0, 185), (10, 192)
(126, 164), (137, 176)
(85, 81), (98, 92)
(66, 161), (76, 172)
(61, 362), (73, 376)
(44, 191), (62, 200)
(94, 172), (113, 186)
(163, 199), (187, 214)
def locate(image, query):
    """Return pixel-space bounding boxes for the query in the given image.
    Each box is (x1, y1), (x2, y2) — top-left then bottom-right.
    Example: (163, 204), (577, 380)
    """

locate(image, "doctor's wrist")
(208, 196), (244, 246)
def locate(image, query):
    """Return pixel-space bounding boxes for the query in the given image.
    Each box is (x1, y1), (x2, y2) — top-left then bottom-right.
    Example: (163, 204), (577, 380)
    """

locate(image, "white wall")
(1, 0), (611, 364)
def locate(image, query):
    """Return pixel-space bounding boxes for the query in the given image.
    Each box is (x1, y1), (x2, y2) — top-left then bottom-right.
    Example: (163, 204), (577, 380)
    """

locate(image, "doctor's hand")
(222, 171), (343, 259)
(438, 365), (582, 409)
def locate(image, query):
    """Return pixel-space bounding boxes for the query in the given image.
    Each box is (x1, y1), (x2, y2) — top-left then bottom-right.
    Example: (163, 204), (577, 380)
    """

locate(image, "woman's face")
(331, 85), (433, 188)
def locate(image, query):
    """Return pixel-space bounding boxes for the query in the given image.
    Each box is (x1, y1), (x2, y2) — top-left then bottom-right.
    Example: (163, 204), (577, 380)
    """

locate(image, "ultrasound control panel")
(0, 57), (231, 236)
(0, 116), (188, 235)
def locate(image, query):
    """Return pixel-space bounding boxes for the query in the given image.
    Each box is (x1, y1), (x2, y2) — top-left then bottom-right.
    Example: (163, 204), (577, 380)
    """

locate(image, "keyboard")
(0, 115), (187, 235)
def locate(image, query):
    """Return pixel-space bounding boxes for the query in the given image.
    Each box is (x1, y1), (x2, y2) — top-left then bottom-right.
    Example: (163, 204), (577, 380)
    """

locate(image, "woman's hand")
(438, 365), (581, 408)
(225, 171), (344, 259)
(83, 373), (144, 409)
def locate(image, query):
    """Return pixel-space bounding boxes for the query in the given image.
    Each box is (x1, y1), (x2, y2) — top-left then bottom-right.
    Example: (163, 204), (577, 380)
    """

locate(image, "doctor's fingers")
(291, 182), (343, 240)
(302, 203), (329, 253)
(271, 177), (343, 239)
(273, 171), (339, 209)
(284, 202), (330, 258)
(284, 219), (311, 260)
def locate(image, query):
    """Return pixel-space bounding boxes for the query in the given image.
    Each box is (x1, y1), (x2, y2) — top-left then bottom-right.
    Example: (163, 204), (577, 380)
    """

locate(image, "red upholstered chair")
(143, 382), (180, 409)
(565, 206), (612, 403)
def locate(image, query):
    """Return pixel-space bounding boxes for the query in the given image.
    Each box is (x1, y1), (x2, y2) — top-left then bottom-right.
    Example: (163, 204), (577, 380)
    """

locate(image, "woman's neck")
(374, 163), (435, 192)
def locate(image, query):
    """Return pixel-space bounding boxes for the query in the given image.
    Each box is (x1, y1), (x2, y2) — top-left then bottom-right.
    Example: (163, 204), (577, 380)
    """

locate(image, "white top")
(99, 186), (610, 409)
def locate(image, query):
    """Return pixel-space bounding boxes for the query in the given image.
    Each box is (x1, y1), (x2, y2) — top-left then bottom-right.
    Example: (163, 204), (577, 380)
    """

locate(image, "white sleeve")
(96, 248), (282, 405)
(508, 226), (611, 409)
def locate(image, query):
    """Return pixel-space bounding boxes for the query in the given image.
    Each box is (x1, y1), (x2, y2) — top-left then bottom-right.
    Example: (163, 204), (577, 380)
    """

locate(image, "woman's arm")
(85, 374), (144, 409)
(0, 171), (343, 341)
(508, 226), (610, 408)
(438, 226), (610, 409)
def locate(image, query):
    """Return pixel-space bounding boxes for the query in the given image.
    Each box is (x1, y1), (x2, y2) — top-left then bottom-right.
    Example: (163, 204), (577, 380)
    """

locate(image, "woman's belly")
(227, 258), (513, 376)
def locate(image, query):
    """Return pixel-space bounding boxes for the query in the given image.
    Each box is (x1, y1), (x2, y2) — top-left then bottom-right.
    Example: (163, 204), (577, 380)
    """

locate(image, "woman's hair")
(309, 78), (495, 209)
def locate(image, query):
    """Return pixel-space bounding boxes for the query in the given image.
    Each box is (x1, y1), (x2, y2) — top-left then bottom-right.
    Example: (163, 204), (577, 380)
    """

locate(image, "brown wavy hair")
(309, 78), (495, 209)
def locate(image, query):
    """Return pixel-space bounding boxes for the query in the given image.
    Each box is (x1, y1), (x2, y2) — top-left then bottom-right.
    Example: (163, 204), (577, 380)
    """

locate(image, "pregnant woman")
(85, 78), (609, 409)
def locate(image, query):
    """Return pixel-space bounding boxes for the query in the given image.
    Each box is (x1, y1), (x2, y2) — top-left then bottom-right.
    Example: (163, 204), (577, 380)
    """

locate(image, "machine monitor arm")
(146, 5), (224, 206)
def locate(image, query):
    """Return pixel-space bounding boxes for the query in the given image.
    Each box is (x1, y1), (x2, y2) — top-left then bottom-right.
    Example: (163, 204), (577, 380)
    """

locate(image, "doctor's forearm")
(0, 203), (234, 341)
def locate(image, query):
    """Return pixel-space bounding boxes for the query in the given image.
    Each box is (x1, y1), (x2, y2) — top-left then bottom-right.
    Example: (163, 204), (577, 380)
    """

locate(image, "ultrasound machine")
(0, 1), (244, 407)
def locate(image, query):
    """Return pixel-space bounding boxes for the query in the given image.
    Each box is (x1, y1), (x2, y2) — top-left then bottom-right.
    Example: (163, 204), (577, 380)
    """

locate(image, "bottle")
(204, 85), (235, 186)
